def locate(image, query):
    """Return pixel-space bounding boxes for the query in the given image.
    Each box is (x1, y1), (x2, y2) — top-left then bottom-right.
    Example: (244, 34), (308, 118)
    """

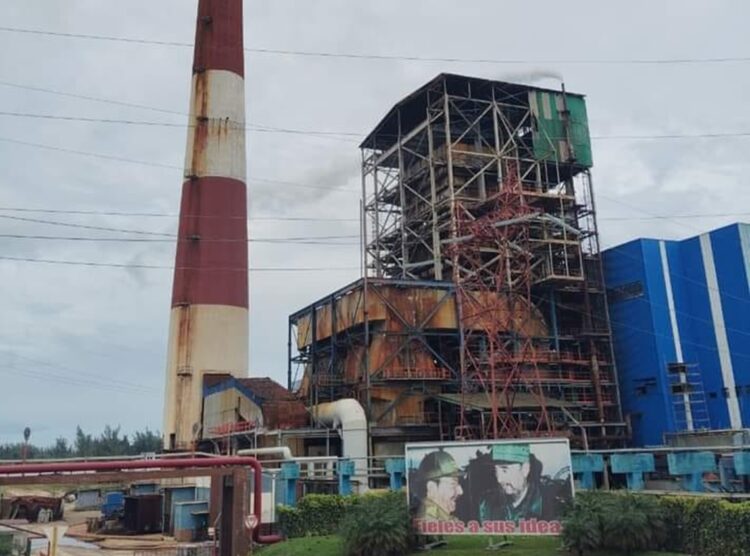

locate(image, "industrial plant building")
(288, 74), (626, 456)
(603, 223), (750, 446)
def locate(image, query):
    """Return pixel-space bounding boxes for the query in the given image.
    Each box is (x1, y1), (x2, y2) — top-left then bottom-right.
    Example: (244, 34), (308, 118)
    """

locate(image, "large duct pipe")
(163, 0), (249, 451)
(0, 457), (280, 545)
(311, 399), (368, 485)
(237, 447), (293, 460)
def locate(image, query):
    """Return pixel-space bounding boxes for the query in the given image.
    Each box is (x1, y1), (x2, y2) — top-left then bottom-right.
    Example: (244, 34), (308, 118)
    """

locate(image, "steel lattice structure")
(289, 74), (625, 450)
(358, 74), (625, 446)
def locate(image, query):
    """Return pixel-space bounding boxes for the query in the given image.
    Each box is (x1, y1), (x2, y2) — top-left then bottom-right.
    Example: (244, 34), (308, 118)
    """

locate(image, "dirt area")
(15, 505), (184, 556)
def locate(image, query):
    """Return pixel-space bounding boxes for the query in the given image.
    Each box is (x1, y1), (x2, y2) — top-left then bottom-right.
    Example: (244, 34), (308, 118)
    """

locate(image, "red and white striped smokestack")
(163, 0), (247, 450)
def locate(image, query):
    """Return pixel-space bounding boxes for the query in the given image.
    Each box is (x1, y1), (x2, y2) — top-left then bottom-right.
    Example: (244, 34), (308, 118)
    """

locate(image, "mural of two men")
(410, 441), (573, 528)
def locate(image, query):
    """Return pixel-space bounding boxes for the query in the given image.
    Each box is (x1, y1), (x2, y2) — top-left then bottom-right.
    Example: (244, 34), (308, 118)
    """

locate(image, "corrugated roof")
(238, 378), (297, 402)
(360, 73), (585, 150)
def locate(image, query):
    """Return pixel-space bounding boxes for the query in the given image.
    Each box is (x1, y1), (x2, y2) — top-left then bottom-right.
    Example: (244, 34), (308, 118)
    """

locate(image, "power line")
(0, 214), (174, 237)
(0, 111), (360, 143)
(600, 212), (750, 222)
(0, 214), (358, 241)
(3, 110), (750, 142)
(0, 136), (180, 170)
(0, 206), (359, 222)
(0, 79), (184, 116)
(0, 81), (360, 140)
(0, 351), (155, 394)
(3, 206), (749, 224)
(0, 254), (358, 272)
(0, 137), (359, 192)
(0, 364), (159, 397)
(1, 26), (749, 66)
(0, 233), (359, 245)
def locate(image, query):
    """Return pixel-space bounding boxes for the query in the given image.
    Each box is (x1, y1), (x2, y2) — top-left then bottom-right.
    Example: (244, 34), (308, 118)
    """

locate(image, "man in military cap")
(414, 449), (464, 521)
(479, 443), (570, 523)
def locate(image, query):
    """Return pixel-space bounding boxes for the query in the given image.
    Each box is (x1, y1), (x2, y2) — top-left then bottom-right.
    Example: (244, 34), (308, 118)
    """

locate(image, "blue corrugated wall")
(604, 224), (750, 446)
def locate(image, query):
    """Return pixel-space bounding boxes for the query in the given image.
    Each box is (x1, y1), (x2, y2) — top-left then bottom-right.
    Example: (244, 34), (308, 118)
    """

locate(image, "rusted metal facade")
(163, 0), (249, 451)
(291, 74), (625, 449)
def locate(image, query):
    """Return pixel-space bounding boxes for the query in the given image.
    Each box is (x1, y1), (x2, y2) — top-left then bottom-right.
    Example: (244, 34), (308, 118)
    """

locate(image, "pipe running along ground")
(0, 456), (281, 544)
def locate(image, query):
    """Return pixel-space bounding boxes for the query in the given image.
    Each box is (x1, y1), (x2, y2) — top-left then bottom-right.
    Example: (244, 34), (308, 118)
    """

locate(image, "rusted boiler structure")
(163, 0), (250, 450)
(290, 74), (626, 452)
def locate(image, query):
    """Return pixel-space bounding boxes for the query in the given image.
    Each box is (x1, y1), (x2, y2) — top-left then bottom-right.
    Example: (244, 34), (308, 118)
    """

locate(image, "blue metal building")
(603, 223), (750, 446)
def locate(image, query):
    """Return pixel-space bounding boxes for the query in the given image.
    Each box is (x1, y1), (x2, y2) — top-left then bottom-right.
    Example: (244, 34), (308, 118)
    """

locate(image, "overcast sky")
(0, 0), (748, 446)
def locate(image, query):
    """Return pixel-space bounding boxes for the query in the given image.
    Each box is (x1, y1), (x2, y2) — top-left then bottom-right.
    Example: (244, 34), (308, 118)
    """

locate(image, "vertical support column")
(549, 290), (560, 352)
(220, 471), (249, 556)
(426, 108), (442, 281)
(667, 452), (717, 493)
(572, 453), (604, 490)
(610, 453), (655, 491)
(385, 458), (406, 491)
(338, 459), (355, 496)
(279, 462), (300, 506)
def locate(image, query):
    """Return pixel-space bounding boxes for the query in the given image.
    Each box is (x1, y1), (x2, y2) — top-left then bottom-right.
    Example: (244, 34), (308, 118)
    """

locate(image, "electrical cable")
(1, 205), (747, 223)
(1, 110), (749, 142)
(0, 137), (359, 192)
(0, 233), (358, 245)
(1, 26), (748, 66)
(1, 350), (159, 393)
(0, 207), (359, 221)
(0, 255), (359, 272)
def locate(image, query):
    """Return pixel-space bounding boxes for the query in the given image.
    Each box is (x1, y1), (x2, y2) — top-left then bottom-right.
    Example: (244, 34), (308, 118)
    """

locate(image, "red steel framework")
(449, 159), (552, 439)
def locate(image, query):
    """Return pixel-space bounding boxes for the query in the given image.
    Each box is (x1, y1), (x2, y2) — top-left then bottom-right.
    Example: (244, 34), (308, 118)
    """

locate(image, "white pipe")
(311, 399), (368, 485)
(237, 447), (293, 460)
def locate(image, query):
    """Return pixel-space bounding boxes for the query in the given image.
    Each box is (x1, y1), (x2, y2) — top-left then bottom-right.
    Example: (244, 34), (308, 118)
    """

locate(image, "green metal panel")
(529, 91), (593, 168)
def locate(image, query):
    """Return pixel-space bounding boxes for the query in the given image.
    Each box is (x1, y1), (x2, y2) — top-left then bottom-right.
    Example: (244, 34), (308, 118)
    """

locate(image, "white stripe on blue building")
(603, 223), (750, 447)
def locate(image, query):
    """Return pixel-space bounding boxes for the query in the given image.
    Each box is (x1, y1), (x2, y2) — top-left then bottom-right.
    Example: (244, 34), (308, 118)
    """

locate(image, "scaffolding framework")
(291, 74), (625, 448)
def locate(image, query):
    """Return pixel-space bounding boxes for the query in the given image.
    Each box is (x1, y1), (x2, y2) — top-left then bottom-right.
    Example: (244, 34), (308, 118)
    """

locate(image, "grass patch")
(258, 535), (687, 555)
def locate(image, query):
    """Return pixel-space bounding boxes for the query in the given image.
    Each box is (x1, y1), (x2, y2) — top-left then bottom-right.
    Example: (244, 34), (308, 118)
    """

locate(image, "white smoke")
(496, 69), (565, 86)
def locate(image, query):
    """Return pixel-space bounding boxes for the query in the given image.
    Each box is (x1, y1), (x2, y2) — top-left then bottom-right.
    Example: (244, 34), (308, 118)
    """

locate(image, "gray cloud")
(0, 0), (748, 444)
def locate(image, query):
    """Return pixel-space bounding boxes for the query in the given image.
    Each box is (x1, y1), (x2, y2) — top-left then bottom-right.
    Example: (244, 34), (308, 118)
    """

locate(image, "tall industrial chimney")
(163, 0), (248, 450)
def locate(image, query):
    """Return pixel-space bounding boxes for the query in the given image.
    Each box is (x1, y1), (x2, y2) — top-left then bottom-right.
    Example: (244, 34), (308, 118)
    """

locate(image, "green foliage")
(659, 496), (750, 556)
(562, 491), (750, 556)
(279, 494), (356, 538)
(600, 495), (666, 555)
(339, 491), (416, 556)
(0, 425), (162, 460)
(0, 535), (12, 556)
(560, 492), (606, 555)
(561, 492), (665, 555)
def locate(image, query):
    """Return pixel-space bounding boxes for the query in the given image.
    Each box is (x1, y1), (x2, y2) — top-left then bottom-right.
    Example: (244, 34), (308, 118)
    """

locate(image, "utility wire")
(1, 26), (748, 66)
(0, 364), (159, 396)
(0, 214), (358, 241)
(3, 206), (749, 223)
(1, 350), (158, 393)
(0, 255), (358, 272)
(0, 111), (360, 142)
(0, 207), (359, 222)
(0, 233), (358, 245)
(2, 110), (750, 142)
(0, 81), (360, 139)
(0, 137), (359, 192)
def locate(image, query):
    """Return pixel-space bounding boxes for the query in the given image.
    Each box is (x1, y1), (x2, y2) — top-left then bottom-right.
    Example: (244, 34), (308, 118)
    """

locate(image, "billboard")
(406, 438), (573, 536)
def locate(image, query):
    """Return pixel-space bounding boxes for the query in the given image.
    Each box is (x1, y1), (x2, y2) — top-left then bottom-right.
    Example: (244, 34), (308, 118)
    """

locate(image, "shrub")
(561, 492), (666, 555)
(339, 491), (416, 556)
(278, 493), (356, 538)
(562, 491), (750, 556)
(0, 535), (12, 556)
(560, 492), (609, 555)
(600, 494), (666, 554)
(661, 496), (750, 556)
